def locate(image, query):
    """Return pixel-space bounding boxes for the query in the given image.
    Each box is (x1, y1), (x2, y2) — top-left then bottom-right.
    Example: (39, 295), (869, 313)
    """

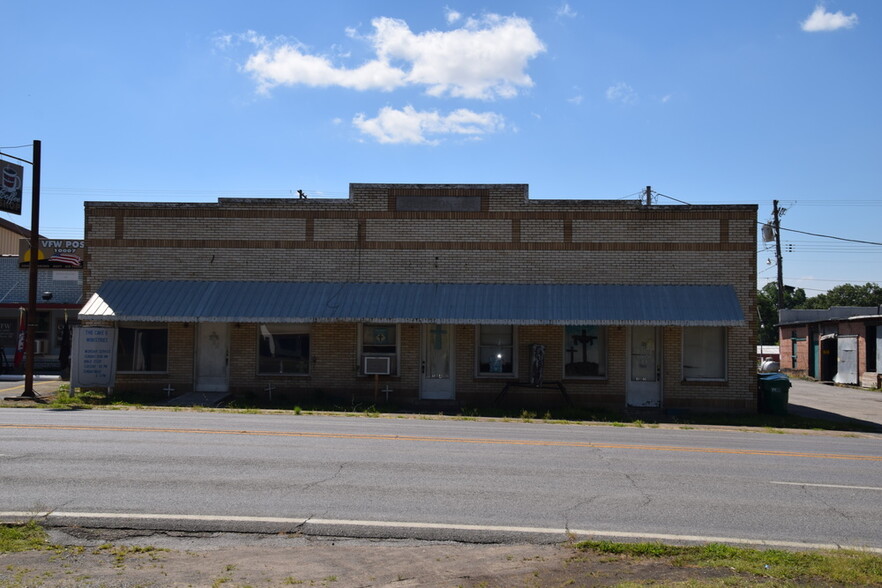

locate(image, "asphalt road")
(2, 408), (881, 551)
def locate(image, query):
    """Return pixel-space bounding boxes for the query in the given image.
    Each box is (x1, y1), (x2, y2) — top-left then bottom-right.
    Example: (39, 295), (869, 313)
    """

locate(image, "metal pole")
(23, 140), (41, 399)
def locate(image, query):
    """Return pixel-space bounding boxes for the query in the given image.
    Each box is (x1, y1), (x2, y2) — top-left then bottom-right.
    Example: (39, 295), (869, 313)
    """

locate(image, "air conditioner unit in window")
(363, 356), (391, 375)
(34, 339), (48, 355)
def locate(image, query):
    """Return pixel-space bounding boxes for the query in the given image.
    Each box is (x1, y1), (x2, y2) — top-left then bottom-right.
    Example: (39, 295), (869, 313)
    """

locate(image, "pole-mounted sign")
(0, 160), (24, 214)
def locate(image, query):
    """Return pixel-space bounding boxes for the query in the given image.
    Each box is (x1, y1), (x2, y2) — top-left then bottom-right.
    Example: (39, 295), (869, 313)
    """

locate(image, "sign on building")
(0, 161), (24, 215)
(70, 326), (117, 389)
(19, 238), (85, 269)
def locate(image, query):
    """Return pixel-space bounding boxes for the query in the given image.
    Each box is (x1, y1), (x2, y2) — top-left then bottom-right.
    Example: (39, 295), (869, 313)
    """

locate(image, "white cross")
(265, 383), (275, 401)
(163, 384), (175, 397)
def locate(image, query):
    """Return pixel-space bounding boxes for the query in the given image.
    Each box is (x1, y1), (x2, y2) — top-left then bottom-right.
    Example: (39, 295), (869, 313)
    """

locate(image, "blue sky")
(2, 1), (880, 295)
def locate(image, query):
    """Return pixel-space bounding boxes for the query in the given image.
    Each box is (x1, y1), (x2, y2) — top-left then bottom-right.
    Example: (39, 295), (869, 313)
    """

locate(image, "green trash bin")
(758, 373), (790, 415)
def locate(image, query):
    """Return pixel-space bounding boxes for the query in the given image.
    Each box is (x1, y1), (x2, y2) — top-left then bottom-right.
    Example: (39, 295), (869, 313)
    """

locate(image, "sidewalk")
(787, 377), (882, 431)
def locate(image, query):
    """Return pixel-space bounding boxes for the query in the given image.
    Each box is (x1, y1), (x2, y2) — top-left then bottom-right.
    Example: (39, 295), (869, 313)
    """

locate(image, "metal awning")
(79, 281), (746, 326)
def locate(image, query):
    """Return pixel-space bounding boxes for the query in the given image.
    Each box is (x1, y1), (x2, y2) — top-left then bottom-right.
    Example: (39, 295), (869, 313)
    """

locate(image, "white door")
(196, 323), (229, 392)
(421, 324), (455, 400)
(834, 335), (858, 385)
(627, 326), (661, 407)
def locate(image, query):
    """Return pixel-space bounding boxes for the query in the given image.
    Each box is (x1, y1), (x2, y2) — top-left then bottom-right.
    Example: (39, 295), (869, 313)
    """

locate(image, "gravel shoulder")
(0, 528), (750, 587)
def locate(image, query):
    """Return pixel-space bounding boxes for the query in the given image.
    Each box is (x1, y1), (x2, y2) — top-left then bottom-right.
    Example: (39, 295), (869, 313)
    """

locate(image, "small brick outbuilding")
(778, 307), (881, 387)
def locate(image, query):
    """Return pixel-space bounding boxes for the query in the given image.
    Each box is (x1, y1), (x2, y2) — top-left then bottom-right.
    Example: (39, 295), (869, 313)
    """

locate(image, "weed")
(521, 410), (536, 422)
(46, 386), (106, 409)
(92, 544), (168, 566)
(575, 540), (882, 585)
(293, 405), (302, 415)
(0, 521), (49, 553)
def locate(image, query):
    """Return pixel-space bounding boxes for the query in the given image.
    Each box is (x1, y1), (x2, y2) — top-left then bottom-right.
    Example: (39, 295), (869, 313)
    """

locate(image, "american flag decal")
(47, 253), (82, 267)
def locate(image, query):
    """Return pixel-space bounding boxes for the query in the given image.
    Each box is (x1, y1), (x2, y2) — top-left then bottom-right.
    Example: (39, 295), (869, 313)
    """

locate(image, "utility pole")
(0, 140), (41, 401)
(773, 199), (784, 310)
(645, 186), (651, 206)
(23, 140), (41, 399)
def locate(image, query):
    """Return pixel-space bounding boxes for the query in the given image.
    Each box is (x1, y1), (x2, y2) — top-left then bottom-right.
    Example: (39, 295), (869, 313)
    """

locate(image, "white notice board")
(70, 326), (117, 389)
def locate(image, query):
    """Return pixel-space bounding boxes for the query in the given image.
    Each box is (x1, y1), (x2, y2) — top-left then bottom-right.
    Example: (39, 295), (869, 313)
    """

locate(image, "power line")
(778, 225), (882, 246)
(790, 277), (881, 283)
(651, 191), (692, 205)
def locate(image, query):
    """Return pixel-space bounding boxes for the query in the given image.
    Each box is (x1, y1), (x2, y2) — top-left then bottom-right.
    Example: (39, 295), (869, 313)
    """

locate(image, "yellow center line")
(2, 423), (880, 461)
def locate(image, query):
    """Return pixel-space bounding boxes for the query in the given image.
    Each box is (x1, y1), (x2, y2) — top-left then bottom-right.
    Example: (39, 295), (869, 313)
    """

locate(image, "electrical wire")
(778, 225), (882, 246)
(651, 191), (692, 205)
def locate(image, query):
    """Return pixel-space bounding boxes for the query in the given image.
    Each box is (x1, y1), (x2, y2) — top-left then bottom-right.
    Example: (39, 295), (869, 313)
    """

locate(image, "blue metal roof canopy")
(79, 281), (745, 326)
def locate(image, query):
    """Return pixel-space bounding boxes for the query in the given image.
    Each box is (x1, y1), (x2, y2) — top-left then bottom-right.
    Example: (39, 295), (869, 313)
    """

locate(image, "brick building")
(778, 307), (881, 387)
(0, 219), (83, 373)
(79, 184), (758, 412)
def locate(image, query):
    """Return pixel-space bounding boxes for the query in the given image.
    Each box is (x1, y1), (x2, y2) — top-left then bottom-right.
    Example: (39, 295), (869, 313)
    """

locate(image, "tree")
(803, 282), (882, 309)
(756, 282), (806, 345)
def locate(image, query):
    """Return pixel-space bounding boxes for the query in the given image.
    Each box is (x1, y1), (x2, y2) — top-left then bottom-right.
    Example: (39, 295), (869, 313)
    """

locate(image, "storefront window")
(117, 326), (168, 372)
(564, 325), (607, 378)
(360, 323), (399, 375)
(477, 325), (514, 376)
(683, 326), (727, 380)
(258, 324), (310, 375)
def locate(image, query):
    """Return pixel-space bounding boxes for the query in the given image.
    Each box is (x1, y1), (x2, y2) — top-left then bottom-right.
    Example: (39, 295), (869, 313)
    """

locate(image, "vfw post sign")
(71, 326), (117, 390)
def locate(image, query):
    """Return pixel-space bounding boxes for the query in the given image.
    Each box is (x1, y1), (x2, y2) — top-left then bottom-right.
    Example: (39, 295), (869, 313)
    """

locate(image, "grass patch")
(10, 383), (877, 434)
(0, 521), (50, 553)
(46, 385), (106, 408)
(576, 540), (882, 585)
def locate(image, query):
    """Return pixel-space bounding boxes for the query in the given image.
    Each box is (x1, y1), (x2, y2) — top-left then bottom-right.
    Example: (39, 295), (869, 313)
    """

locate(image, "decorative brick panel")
(573, 219), (720, 242)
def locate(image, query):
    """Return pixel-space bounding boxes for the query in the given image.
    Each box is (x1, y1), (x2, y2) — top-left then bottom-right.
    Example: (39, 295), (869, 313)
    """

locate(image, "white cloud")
(567, 95), (583, 105)
(556, 3), (577, 18)
(243, 39), (405, 94)
(801, 5), (858, 32)
(445, 7), (461, 24)
(606, 82), (637, 105)
(238, 14), (545, 100)
(352, 105), (505, 144)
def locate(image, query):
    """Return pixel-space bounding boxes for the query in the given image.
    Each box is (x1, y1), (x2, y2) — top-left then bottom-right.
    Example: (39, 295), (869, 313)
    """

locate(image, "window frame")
(257, 324), (311, 376)
(358, 323), (400, 376)
(475, 324), (517, 378)
(563, 325), (608, 380)
(116, 323), (169, 374)
(682, 326), (728, 382)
